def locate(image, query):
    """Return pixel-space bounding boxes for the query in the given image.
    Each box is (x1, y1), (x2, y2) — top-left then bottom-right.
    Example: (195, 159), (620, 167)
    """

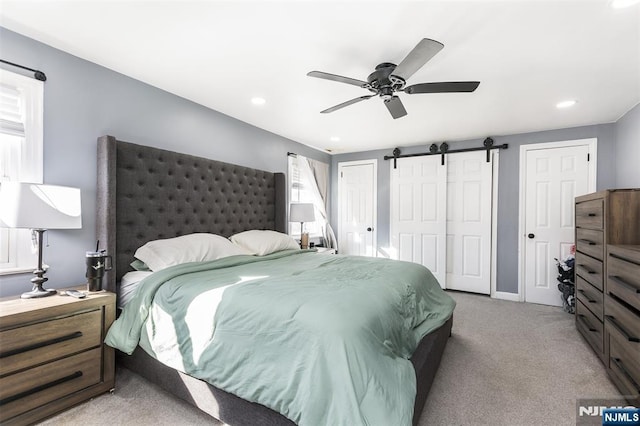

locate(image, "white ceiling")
(1, 1), (639, 154)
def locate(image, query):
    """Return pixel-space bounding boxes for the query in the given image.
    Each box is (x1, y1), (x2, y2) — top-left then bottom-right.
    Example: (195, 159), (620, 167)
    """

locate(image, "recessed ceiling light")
(556, 100), (577, 109)
(251, 97), (266, 106)
(610, 0), (640, 8)
(330, 136), (340, 142)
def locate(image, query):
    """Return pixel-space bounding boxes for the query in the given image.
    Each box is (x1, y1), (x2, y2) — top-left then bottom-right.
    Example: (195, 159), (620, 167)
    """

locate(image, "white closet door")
(445, 151), (492, 294)
(390, 156), (447, 287)
(523, 144), (590, 306)
(338, 160), (377, 256)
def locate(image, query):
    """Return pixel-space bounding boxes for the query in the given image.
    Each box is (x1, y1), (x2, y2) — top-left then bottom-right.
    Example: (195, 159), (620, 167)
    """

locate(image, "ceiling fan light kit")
(308, 38), (480, 119)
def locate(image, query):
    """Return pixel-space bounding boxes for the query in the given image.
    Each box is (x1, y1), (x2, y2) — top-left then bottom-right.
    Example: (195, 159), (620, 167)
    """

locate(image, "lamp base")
(21, 285), (57, 299)
(300, 232), (310, 249)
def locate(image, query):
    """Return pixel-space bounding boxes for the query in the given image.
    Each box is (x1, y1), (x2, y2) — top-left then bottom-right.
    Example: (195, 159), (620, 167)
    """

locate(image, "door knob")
(528, 233), (535, 239)
(367, 227), (373, 232)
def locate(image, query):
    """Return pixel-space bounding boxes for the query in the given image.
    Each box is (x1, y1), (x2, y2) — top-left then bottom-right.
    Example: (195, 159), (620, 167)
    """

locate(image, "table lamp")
(289, 203), (315, 249)
(0, 182), (82, 299)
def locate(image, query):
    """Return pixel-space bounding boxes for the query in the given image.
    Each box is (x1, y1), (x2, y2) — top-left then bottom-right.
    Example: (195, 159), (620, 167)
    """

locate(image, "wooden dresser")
(0, 289), (115, 425)
(574, 189), (640, 404)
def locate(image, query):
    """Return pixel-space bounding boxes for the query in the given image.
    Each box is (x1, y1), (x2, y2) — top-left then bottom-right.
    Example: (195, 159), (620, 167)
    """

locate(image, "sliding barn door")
(445, 151), (493, 294)
(390, 151), (493, 294)
(390, 156), (447, 287)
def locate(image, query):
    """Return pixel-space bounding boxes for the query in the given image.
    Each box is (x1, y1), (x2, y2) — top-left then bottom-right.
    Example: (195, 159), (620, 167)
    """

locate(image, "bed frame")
(96, 135), (452, 425)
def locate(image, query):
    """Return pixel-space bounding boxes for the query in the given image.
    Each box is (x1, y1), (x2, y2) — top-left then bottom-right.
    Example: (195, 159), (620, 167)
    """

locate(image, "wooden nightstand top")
(315, 247), (337, 254)
(0, 287), (115, 329)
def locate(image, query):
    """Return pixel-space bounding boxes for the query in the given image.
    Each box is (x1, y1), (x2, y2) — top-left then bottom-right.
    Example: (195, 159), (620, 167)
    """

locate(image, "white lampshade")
(289, 203), (315, 223)
(0, 182), (82, 229)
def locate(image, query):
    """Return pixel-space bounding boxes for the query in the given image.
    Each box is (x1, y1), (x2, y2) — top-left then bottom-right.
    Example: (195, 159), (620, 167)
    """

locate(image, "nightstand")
(315, 247), (337, 255)
(0, 288), (115, 425)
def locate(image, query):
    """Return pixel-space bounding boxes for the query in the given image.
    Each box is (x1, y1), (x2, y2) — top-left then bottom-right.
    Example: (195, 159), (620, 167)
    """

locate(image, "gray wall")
(0, 28), (329, 297)
(615, 103), (640, 188)
(330, 124), (617, 294)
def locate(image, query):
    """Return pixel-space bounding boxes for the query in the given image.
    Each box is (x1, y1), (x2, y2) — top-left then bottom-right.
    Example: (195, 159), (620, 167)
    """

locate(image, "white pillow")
(230, 230), (300, 256)
(134, 233), (252, 272)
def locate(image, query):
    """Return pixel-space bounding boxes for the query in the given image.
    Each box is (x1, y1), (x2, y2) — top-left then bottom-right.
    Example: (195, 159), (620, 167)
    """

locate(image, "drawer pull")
(578, 239), (596, 246)
(577, 289), (597, 304)
(587, 213), (597, 217)
(0, 371), (83, 406)
(0, 331), (83, 359)
(606, 315), (640, 343)
(609, 276), (640, 294)
(578, 314), (597, 332)
(611, 358), (640, 392)
(578, 264), (596, 274)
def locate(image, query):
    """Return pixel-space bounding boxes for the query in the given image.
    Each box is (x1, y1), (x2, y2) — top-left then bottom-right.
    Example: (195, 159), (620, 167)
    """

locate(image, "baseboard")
(493, 291), (521, 302)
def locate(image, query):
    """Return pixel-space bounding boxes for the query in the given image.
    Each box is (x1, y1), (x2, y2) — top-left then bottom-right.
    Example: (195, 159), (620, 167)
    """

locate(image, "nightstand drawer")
(576, 276), (603, 322)
(576, 199), (604, 229)
(576, 228), (604, 260)
(576, 299), (603, 356)
(575, 252), (603, 291)
(0, 309), (102, 376)
(0, 348), (101, 422)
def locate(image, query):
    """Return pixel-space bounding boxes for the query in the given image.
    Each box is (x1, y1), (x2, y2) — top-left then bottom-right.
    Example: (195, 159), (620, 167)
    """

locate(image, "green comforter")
(105, 250), (455, 426)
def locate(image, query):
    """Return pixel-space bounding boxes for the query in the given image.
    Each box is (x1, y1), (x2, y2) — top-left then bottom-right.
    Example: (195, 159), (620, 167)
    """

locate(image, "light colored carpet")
(39, 292), (619, 425)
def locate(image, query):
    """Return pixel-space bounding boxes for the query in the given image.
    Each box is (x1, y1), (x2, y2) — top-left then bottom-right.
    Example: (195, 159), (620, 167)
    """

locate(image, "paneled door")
(390, 151), (493, 293)
(338, 160), (377, 256)
(522, 142), (594, 306)
(445, 151), (493, 294)
(390, 155), (447, 287)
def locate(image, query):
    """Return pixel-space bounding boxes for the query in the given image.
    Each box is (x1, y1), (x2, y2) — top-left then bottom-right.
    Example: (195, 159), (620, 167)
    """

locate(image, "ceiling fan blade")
(391, 38), (444, 80)
(384, 96), (407, 119)
(308, 71), (369, 88)
(320, 95), (375, 114)
(404, 81), (480, 94)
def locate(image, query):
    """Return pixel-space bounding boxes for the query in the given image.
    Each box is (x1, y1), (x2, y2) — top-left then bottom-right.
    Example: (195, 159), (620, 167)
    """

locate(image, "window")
(0, 69), (44, 274)
(288, 154), (324, 238)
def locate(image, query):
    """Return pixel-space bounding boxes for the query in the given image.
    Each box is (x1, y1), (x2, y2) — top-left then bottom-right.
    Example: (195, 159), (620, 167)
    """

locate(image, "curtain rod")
(287, 152), (297, 157)
(0, 59), (47, 81)
(384, 138), (508, 168)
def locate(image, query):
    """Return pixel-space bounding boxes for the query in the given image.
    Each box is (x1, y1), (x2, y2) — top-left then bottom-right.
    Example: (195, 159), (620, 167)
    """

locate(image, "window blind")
(0, 82), (25, 137)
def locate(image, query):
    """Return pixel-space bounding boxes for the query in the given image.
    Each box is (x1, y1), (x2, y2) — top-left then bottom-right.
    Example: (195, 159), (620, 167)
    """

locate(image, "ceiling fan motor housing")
(368, 63), (406, 99)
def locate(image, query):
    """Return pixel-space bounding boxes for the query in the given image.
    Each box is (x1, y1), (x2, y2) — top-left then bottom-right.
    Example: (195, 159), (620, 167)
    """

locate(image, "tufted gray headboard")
(96, 135), (286, 295)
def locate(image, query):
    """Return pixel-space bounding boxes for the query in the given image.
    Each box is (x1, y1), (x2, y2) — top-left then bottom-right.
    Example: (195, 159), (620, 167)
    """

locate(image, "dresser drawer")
(0, 309), (102, 376)
(576, 299), (603, 356)
(576, 228), (604, 260)
(575, 252), (604, 291)
(607, 250), (640, 312)
(576, 276), (604, 322)
(0, 348), (101, 422)
(576, 199), (604, 229)
(608, 331), (640, 404)
(605, 295), (640, 346)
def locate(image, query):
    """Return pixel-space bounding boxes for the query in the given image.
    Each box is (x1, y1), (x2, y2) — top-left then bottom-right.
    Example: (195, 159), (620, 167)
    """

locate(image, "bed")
(96, 135), (454, 426)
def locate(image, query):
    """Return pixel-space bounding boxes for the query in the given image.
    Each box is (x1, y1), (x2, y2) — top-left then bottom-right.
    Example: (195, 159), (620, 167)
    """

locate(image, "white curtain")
(296, 156), (338, 250)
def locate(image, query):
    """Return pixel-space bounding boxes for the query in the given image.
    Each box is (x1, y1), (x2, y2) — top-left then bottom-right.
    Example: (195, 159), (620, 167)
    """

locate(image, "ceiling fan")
(308, 38), (480, 119)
